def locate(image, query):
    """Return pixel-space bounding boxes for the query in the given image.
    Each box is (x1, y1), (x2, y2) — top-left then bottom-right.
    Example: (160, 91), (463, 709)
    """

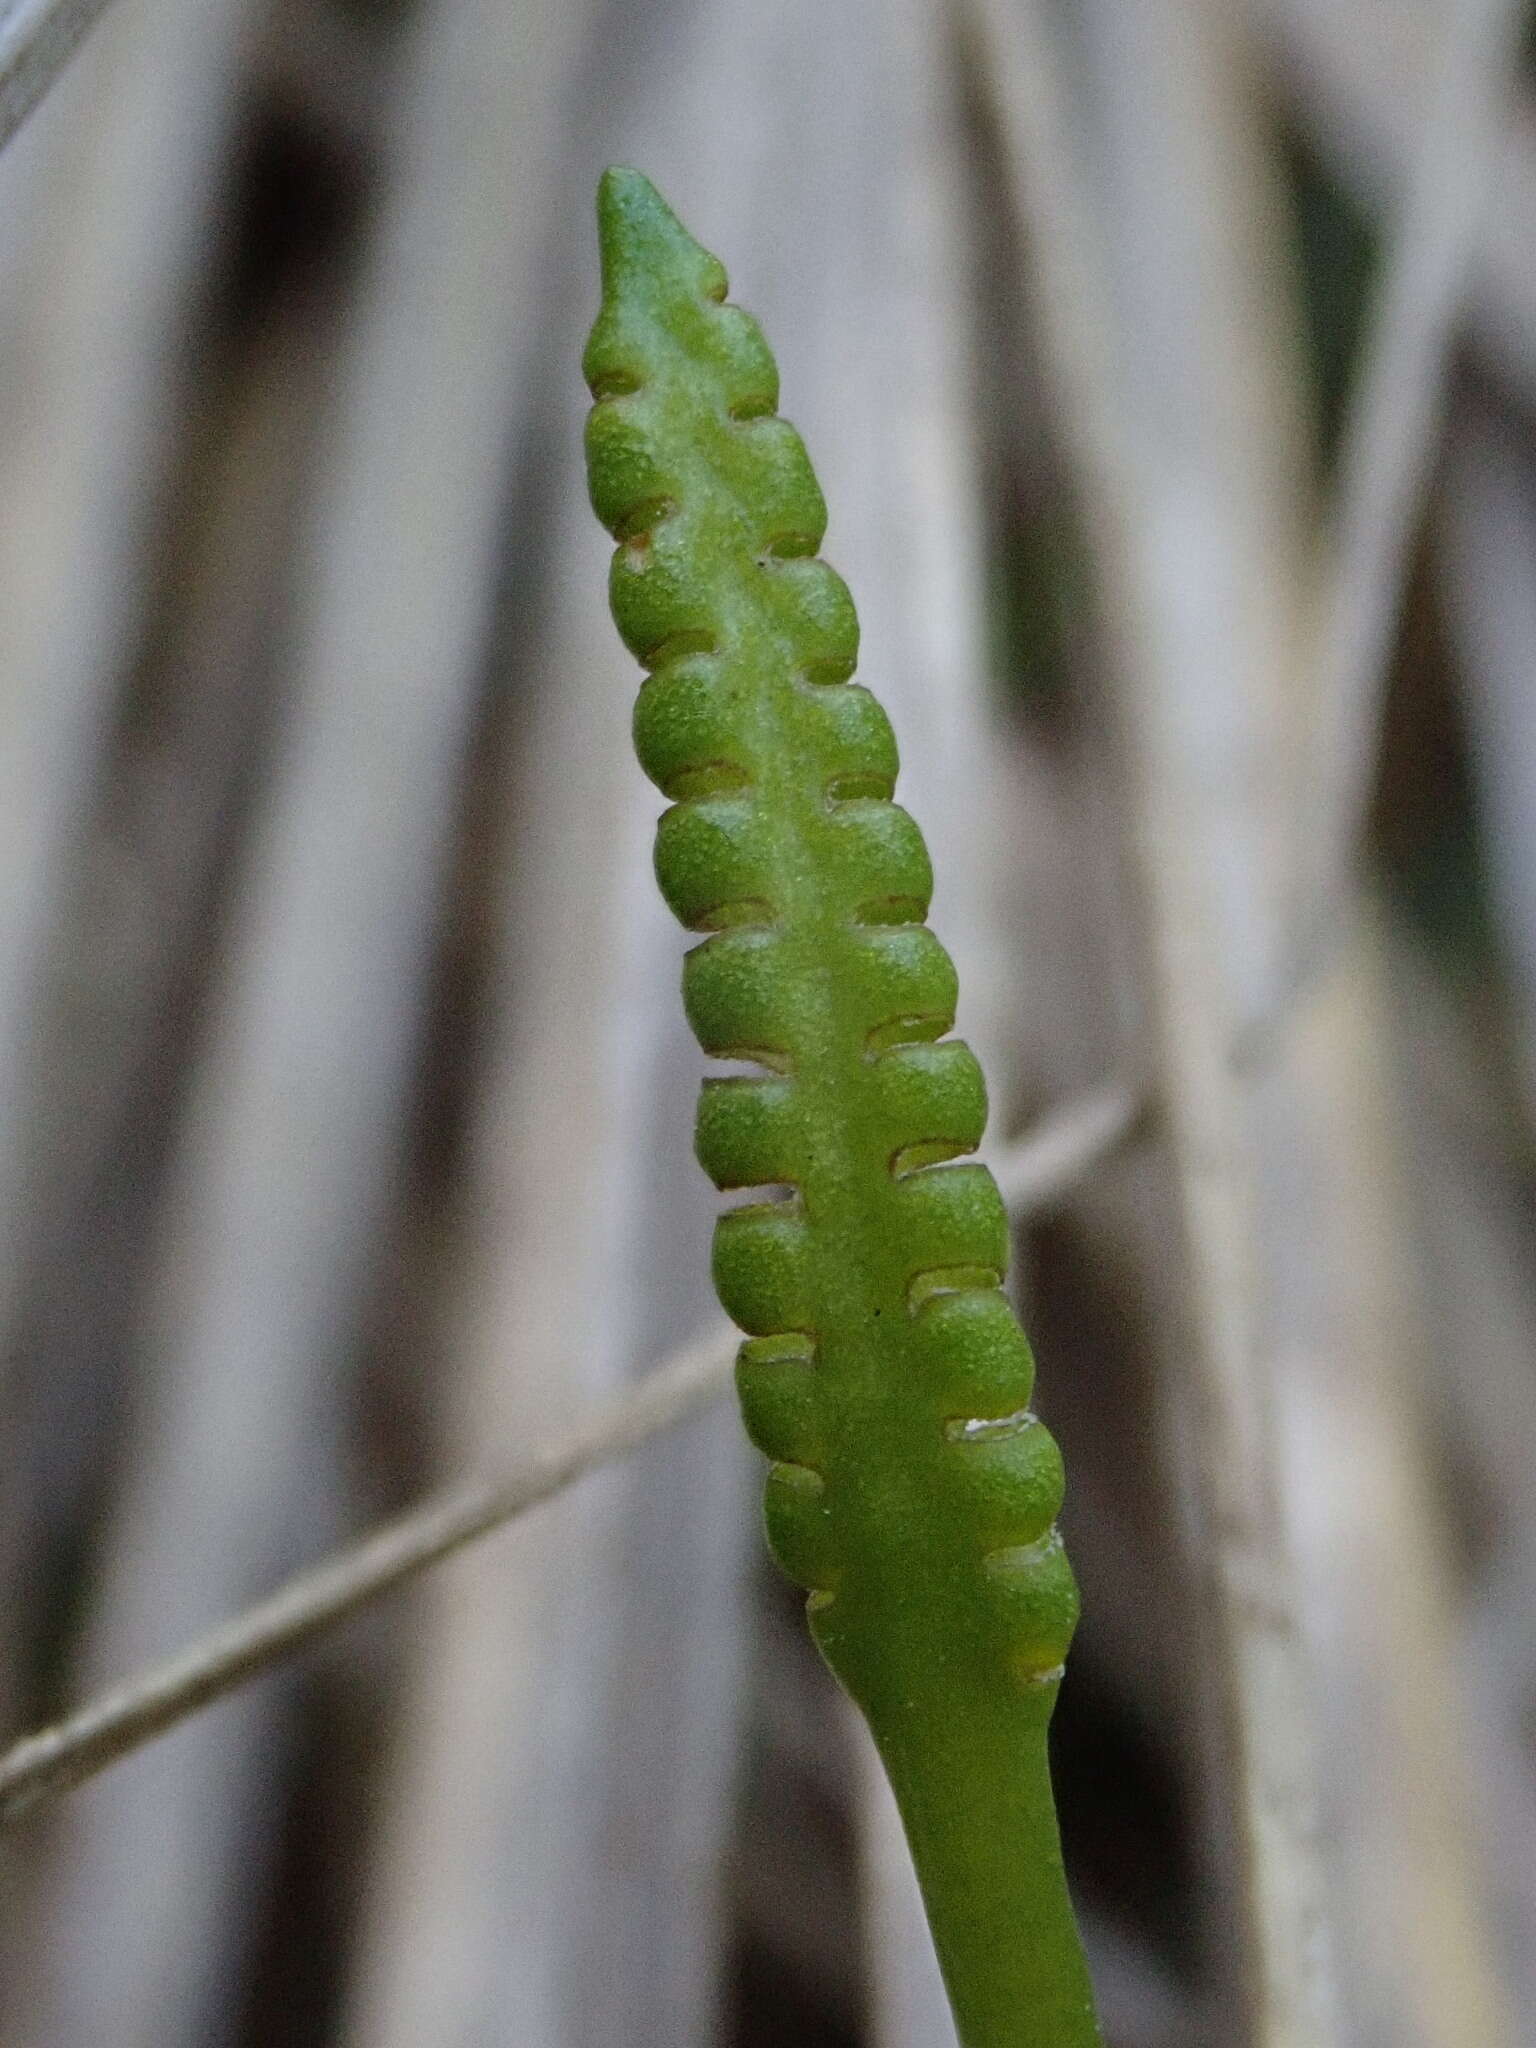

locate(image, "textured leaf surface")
(584, 167), (1101, 2048)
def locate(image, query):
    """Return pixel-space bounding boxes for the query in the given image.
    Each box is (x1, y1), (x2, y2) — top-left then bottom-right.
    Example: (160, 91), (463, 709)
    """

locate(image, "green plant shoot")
(583, 168), (1102, 2048)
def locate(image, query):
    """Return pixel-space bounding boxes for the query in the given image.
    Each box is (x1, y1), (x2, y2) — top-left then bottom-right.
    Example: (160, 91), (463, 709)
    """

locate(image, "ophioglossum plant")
(583, 168), (1102, 2048)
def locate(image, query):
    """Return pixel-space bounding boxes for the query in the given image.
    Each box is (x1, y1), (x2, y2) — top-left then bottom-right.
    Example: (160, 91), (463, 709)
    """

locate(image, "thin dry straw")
(1285, 0), (1526, 1000)
(0, 0), (121, 151)
(0, 1077), (1139, 1826)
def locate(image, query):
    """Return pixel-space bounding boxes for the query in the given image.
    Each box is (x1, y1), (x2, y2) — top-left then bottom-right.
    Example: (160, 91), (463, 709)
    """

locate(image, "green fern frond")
(584, 167), (1101, 2048)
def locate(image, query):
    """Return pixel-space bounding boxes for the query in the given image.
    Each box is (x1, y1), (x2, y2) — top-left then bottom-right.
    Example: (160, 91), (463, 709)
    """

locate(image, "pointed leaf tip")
(593, 168), (725, 303)
(596, 164), (658, 216)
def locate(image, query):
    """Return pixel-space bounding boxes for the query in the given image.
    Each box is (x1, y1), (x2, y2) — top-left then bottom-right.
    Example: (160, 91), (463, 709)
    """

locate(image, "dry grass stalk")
(18, 0), (584, 2034)
(1276, 920), (1513, 2047)
(0, 0), (127, 152)
(0, 0), (251, 1384)
(1260, 0), (1536, 409)
(0, 2), (254, 2021)
(978, 0), (1343, 2039)
(1260, 9), (1522, 2034)
(1434, 416), (1536, 2026)
(980, 3), (1516, 2040)
(1289, 0), (1526, 982)
(1440, 400), (1536, 1121)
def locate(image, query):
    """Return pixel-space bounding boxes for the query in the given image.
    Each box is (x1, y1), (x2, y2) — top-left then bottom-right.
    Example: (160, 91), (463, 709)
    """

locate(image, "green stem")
(874, 1679), (1098, 2047)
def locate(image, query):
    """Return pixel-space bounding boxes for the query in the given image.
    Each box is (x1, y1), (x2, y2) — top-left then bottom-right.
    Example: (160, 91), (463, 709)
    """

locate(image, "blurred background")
(0, 0), (1532, 2041)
